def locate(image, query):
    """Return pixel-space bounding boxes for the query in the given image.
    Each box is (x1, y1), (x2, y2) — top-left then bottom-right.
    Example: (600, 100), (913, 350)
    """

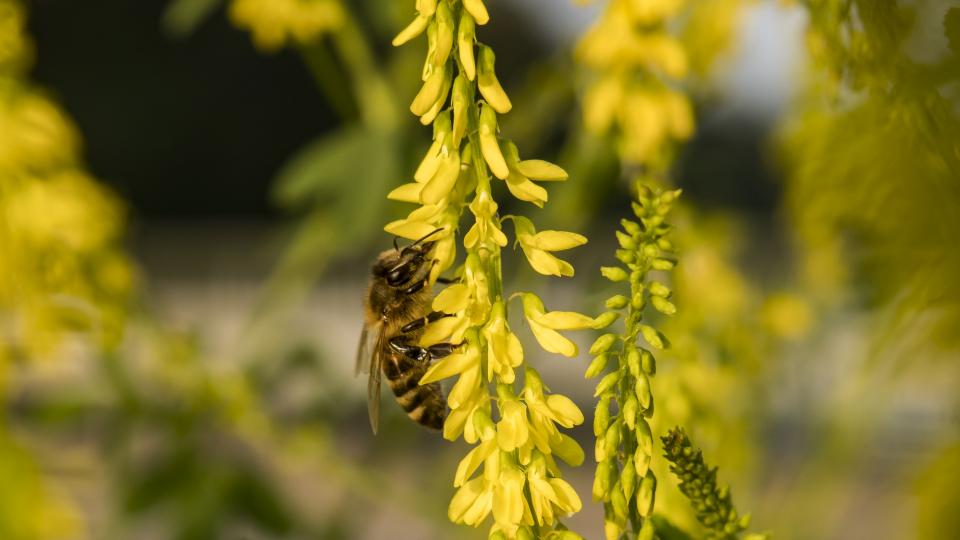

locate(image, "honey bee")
(356, 230), (457, 434)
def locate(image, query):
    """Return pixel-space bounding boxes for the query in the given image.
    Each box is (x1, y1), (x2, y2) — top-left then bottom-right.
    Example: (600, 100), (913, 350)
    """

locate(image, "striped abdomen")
(383, 352), (446, 430)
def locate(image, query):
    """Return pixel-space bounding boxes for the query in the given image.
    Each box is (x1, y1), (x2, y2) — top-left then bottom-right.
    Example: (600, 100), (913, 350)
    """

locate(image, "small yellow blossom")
(511, 216), (587, 277)
(520, 294), (595, 357)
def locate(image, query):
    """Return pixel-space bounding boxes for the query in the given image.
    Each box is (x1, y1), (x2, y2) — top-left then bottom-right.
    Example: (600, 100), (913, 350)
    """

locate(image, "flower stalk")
(390, 1), (594, 537)
(588, 183), (680, 540)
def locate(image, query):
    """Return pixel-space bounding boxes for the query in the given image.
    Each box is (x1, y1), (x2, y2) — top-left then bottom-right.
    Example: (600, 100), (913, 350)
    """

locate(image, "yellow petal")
(432, 1), (454, 65)
(455, 439), (496, 487)
(477, 45), (512, 113)
(410, 63), (446, 116)
(413, 139), (442, 182)
(420, 151), (460, 204)
(420, 349), (476, 384)
(433, 283), (471, 313)
(531, 230), (587, 251)
(448, 363), (482, 409)
(493, 468), (525, 526)
(463, 0), (490, 25)
(505, 173), (547, 206)
(551, 434), (585, 467)
(528, 321), (578, 357)
(537, 311), (594, 330)
(449, 477), (485, 522)
(444, 406), (470, 441)
(497, 400), (530, 451)
(419, 315), (468, 345)
(392, 15), (429, 47)
(517, 159), (568, 181)
(386, 182), (424, 203)
(384, 219), (437, 240)
(523, 247), (573, 277)
(548, 478), (582, 514)
(479, 105), (508, 179)
(457, 11), (477, 80)
(416, 0), (437, 17)
(546, 394), (583, 427)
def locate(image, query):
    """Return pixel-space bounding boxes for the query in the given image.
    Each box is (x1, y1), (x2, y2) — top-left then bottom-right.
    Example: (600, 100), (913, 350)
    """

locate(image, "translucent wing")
(355, 324), (379, 375)
(367, 326), (385, 435)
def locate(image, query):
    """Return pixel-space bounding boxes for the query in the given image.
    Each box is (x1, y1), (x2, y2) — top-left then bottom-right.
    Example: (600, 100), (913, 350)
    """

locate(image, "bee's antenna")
(412, 227), (445, 246)
(393, 237), (400, 251)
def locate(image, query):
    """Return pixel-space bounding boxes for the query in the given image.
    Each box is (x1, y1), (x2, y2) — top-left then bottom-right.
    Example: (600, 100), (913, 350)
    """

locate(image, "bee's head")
(373, 228), (444, 287)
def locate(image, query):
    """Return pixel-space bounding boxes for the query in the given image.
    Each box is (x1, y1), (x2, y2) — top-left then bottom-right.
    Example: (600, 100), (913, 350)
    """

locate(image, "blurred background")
(1, 0), (958, 539)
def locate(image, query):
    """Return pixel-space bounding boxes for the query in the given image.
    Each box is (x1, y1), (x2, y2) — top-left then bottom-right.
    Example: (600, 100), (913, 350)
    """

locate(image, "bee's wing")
(367, 326), (385, 435)
(355, 324), (378, 375)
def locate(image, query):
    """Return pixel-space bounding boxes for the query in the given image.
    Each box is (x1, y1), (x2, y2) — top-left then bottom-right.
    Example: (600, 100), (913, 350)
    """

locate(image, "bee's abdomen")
(383, 354), (446, 430)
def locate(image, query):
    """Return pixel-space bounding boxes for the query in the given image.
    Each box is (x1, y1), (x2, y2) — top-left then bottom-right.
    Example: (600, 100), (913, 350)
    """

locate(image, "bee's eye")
(387, 265), (410, 286)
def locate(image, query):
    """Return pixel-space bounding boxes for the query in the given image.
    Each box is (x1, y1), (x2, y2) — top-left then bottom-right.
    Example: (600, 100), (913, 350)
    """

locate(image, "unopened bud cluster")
(587, 183), (680, 540)
(662, 428), (766, 540)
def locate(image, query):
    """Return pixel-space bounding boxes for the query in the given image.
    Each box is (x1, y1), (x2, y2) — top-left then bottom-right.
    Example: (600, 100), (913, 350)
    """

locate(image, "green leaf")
(273, 126), (392, 209)
(162, 0), (223, 39)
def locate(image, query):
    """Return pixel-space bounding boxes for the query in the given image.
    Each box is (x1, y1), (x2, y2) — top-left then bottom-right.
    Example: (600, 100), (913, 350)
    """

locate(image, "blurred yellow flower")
(229, 0), (344, 52)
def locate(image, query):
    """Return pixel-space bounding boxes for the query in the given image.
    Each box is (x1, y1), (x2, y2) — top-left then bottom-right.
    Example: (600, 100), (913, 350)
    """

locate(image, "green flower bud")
(638, 517), (655, 540)
(517, 527), (535, 540)
(593, 459), (615, 501)
(615, 230), (635, 249)
(603, 422), (620, 458)
(489, 531), (507, 540)
(637, 418), (653, 456)
(651, 295), (676, 315)
(620, 218), (643, 235)
(594, 396), (611, 437)
(605, 294), (629, 309)
(648, 281), (671, 297)
(641, 349), (656, 375)
(626, 347), (641, 377)
(585, 353), (609, 379)
(590, 333), (618, 355)
(634, 445), (651, 478)
(615, 249), (635, 264)
(636, 471), (656, 517)
(601, 266), (628, 282)
(641, 243), (659, 258)
(610, 485), (628, 525)
(594, 370), (620, 397)
(622, 394), (638, 430)
(651, 257), (676, 271)
(592, 311), (620, 329)
(631, 202), (645, 218)
(635, 372), (651, 410)
(621, 455), (637, 501)
(640, 324), (665, 350)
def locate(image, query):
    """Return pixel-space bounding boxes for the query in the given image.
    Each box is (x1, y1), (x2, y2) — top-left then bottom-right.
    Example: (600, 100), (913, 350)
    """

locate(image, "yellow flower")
(464, 189), (508, 249)
(520, 293), (595, 357)
(496, 390), (529, 451)
(229, 0), (344, 52)
(483, 302), (523, 383)
(511, 216), (586, 277)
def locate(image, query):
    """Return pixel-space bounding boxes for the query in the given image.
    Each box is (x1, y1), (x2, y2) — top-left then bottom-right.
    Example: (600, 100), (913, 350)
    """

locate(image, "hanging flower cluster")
(389, 1), (601, 537)
(575, 0), (694, 166)
(0, 0), (133, 364)
(229, 0), (344, 51)
(586, 183), (680, 540)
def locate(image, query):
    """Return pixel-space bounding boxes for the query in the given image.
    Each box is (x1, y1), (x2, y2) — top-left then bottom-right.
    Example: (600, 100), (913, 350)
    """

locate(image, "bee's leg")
(388, 337), (430, 364)
(400, 311), (453, 334)
(435, 276), (461, 284)
(401, 279), (426, 295)
(388, 335), (459, 365)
